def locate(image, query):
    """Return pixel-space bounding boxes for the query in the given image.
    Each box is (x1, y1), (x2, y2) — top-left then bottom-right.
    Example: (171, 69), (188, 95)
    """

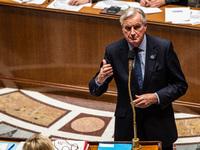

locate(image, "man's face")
(122, 12), (147, 47)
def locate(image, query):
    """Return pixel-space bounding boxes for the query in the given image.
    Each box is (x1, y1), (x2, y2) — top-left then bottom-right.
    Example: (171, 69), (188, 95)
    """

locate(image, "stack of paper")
(165, 7), (200, 25)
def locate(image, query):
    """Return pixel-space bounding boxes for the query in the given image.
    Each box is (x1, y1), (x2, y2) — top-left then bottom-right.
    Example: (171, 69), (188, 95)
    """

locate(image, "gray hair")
(120, 7), (147, 26)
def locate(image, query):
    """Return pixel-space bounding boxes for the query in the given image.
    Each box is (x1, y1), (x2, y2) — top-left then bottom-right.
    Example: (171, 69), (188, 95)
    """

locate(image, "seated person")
(23, 134), (54, 150)
(139, 0), (187, 7)
(68, 0), (97, 5)
(68, 0), (187, 7)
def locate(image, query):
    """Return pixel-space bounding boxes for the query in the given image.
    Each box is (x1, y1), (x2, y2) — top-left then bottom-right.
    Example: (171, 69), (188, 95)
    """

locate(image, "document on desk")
(190, 9), (200, 25)
(12, 0), (45, 4)
(93, 1), (162, 14)
(47, 0), (92, 11)
(165, 7), (190, 22)
(0, 143), (8, 150)
(15, 142), (25, 150)
(139, 6), (162, 14)
(165, 7), (200, 25)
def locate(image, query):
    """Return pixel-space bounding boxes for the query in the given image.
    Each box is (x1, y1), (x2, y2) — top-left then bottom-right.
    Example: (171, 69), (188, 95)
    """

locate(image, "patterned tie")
(134, 47), (143, 89)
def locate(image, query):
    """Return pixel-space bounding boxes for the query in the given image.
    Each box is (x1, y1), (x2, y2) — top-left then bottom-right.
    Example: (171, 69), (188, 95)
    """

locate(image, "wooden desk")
(89, 141), (162, 150)
(0, 0), (200, 112)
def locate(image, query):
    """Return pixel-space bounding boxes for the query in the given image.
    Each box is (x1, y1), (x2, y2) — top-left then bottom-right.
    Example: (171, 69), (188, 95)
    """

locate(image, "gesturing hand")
(97, 59), (113, 84)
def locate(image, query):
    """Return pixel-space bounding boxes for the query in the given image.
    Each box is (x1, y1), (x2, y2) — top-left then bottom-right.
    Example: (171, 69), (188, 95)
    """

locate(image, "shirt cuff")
(95, 76), (103, 87)
(154, 93), (160, 104)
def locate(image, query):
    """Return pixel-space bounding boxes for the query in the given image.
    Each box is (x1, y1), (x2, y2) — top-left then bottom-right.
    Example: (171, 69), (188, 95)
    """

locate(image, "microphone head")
(128, 50), (135, 60)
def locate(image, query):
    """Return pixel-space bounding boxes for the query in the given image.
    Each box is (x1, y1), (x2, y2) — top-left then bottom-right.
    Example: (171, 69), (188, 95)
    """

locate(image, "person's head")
(23, 134), (54, 150)
(120, 7), (147, 47)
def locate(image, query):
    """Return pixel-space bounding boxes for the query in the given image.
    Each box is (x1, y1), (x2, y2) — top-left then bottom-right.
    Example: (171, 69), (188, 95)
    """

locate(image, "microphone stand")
(128, 57), (142, 150)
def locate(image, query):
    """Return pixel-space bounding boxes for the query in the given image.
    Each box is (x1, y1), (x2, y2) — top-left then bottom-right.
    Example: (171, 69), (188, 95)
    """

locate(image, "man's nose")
(130, 27), (136, 35)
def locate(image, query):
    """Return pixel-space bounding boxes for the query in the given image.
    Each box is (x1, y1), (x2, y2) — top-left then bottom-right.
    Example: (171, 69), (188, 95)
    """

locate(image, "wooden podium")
(0, 136), (161, 150)
(89, 141), (162, 150)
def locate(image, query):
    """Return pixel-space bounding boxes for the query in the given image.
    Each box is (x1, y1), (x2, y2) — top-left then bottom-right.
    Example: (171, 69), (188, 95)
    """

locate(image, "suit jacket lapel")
(119, 38), (141, 92)
(119, 38), (129, 75)
(143, 35), (158, 92)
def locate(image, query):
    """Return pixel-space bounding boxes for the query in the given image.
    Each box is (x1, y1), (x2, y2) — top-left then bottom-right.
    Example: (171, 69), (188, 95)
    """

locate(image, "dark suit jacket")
(89, 34), (188, 148)
(166, 0), (187, 6)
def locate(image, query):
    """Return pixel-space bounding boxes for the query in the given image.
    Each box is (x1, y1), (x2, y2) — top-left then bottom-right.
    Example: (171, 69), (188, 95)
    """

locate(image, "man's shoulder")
(147, 34), (171, 45)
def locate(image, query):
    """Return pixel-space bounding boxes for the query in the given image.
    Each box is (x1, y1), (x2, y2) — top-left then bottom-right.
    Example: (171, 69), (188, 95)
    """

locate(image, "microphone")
(128, 50), (141, 150)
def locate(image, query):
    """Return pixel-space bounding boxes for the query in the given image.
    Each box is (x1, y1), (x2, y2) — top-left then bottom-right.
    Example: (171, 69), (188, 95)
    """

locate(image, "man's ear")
(144, 23), (147, 31)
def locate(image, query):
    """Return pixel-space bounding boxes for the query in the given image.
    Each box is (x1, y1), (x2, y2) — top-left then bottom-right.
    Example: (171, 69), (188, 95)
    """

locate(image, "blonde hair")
(23, 134), (54, 150)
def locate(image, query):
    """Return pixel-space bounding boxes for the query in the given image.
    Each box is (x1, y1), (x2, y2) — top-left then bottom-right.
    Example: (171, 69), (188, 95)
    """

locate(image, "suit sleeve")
(156, 42), (188, 108)
(165, 0), (187, 6)
(165, 0), (180, 4)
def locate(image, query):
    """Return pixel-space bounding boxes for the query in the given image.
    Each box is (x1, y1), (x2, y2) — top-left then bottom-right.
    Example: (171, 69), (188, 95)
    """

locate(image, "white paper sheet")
(47, 0), (91, 11)
(139, 6), (162, 14)
(12, 0), (46, 4)
(15, 142), (25, 150)
(165, 7), (190, 22)
(0, 143), (8, 150)
(165, 8), (200, 25)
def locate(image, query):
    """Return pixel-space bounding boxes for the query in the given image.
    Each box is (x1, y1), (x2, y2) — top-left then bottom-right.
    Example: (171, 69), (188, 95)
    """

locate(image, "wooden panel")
(0, 2), (200, 108)
(0, 5), (122, 92)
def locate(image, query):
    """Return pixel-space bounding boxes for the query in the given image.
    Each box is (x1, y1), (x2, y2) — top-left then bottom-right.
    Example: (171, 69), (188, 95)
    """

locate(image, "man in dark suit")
(89, 7), (188, 150)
